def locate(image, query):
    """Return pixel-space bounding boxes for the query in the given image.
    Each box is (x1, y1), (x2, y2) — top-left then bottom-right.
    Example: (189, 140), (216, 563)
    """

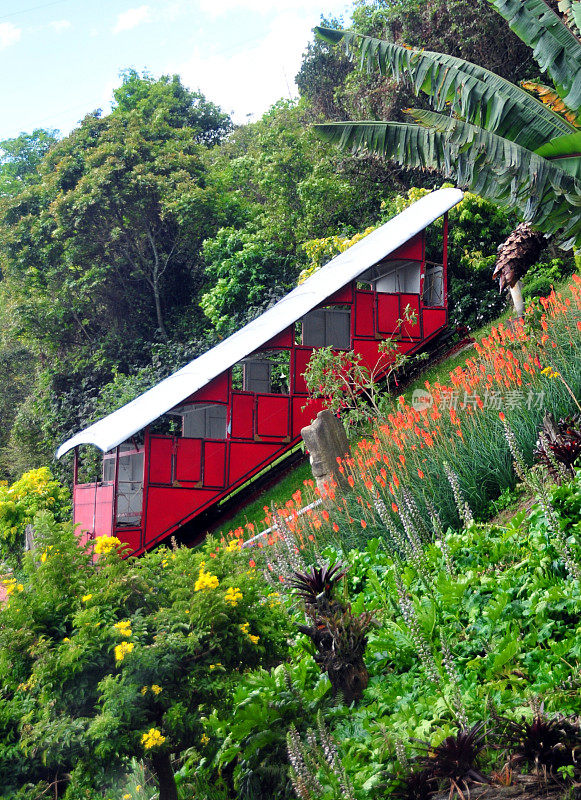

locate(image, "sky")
(0, 0), (353, 141)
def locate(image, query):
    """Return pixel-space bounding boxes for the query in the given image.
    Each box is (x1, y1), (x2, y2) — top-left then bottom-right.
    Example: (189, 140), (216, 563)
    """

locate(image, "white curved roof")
(57, 187), (463, 458)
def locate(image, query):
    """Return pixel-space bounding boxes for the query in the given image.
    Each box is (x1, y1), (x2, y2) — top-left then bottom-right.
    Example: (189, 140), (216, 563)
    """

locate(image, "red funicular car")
(57, 188), (463, 556)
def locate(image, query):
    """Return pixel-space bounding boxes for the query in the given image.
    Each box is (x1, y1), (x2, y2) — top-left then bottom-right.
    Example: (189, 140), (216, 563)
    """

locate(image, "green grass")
(208, 457), (313, 537)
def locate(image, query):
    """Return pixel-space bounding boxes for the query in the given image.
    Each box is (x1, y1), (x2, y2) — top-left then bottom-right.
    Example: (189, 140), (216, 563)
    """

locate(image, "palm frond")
(557, 0), (581, 36)
(521, 80), (580, 125)
(313, 119), (581, 248)
(315, 26), (574, 150)
(490, 0), (581, 110)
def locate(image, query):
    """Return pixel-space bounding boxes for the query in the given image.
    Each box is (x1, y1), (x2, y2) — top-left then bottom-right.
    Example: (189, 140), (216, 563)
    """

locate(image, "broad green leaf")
(535, 130), (581, 177)
(489, 0), (581, 110)
(315, 26), (574, 150)
(573, 0), (581, 30)
(492, 639), (520, 672)
(313, 119), (581, 248)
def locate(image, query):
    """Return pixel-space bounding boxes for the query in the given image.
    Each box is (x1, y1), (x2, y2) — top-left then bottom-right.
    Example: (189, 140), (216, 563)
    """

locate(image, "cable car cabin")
(58, 188), (463, 556)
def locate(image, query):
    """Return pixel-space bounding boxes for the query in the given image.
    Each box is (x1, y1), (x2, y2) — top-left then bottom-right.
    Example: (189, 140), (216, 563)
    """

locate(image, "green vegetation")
(0, 289), (579, 796)
(0, 0), (580, 797)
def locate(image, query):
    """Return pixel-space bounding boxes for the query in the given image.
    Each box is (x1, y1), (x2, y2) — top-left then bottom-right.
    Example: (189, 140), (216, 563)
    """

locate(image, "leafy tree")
(0, 468), (69, 564)
(200, 227), (297, 336)
(0, 75), (239, 472)
(112, 69), (232, 145)
(311, 0), (581, 310)
(0, 518), (290, 798)
(0, 128), (58, 197)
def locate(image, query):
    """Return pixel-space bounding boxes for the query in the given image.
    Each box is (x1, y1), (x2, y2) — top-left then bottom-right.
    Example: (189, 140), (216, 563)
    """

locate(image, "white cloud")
(113, 5), (152, 34)
(48, 20), (72, 33)
(0, 22), (21, 50)
(175, 13), (320, 123)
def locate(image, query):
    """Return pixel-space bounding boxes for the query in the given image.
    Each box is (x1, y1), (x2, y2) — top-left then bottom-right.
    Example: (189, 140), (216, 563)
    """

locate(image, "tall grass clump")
(267, 278), (581, 553)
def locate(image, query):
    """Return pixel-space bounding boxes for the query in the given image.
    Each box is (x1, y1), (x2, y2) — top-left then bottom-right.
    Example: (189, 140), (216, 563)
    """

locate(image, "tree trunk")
(152, 281), (169, 342)
(150, 751), (178, 800)
(509, 281), (525, 318)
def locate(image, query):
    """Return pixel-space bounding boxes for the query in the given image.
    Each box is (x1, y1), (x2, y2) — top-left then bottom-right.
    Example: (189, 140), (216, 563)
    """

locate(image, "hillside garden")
(0, 0), (581, 796)
(0, 278), (578, 799)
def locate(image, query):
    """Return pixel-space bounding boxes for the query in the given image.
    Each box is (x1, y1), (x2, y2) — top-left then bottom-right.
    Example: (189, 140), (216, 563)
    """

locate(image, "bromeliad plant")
(535, 412), (581, 480)
(496, 709), (581, 785)
(290, 561), (374, 705)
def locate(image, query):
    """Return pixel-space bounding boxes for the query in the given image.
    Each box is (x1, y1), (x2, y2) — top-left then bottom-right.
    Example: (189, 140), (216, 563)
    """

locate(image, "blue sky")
(0, 0), (352, 141)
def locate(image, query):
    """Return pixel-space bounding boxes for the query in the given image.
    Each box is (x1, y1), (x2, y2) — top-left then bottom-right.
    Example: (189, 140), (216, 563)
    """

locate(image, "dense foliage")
(0, 2), (580, 795)
(0, 0), (565, 482)
(0, 519), (290, 798)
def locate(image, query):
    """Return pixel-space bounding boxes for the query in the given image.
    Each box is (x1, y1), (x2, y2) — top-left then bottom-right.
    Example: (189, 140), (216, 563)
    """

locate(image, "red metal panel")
(256, 395), (290, 438)
(292, 396), (325, 437)
(187, 372), (229, 403)
(261, 326), (293, 349)
(293, 347), (312, 394)
(353, 339), (381, 370)
(149, 437), (173, 484)
(327, 284), (353, 304)
(203, 441), (227, 487)
(144, 486), (219, 548)
(422, 308), (447, 339)
(354, 291), (375, 338)
(228, 441), (283, 485)
(376, 293), (400, 336)
(176, 438), (202, 483)
(115, 528), (142, 556)
(399, 294), (421, 339)
(389, 232), (424, 261)
(231, 392), (254, 439)
(73, 483), (114, 539)
(398, 341), (415, 355)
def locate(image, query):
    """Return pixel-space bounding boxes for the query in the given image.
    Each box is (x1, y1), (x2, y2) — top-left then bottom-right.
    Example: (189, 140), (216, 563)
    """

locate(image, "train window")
(232, 350), (290, 395)
(181, 404), (227, 439)
(102, 443), (143, 483)
(362, 259), (421, 294)
(301, 306), (351, 350)
(102, 445), (144, 526)
(423, 264), (444, 306)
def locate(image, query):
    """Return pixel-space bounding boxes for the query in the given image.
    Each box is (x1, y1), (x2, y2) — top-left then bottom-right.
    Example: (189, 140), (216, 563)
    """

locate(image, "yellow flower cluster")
(94, 536), (122, 555)
(541, 366), (561, 378)
(114, 641), (134, 663)
(39, 545), (54, 563)
(209, 663), (223, 670)
(140, 684), (163, 695)
(3, 578), (23, 595)
(201, 733), (210, 745)
(239, 622), (259, 645)
(81, 594), (92, 603)
(225, 538), (241, 553)
(113, 619), (132, 638)
(224, 586), (243, 607)
(268, 592), (281, 608)
(141, 727), (166, 750)
(194, 561), (219, 592)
